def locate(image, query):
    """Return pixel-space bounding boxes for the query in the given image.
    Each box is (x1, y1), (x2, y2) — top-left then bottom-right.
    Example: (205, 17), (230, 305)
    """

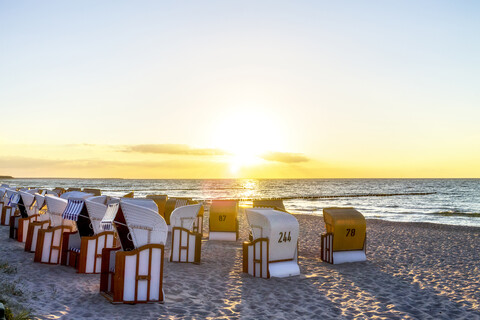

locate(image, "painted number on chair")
(278, 231), (292, 243)
(346, 228), (356, 237)
(219, 215), (226, 222)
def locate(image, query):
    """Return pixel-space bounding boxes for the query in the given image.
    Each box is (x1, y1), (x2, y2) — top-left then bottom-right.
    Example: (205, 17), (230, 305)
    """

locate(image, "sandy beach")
(1, 210), (479, 319)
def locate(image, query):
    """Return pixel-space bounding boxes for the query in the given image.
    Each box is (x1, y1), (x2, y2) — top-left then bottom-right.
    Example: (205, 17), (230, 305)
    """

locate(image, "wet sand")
(1, 211), (479, 319)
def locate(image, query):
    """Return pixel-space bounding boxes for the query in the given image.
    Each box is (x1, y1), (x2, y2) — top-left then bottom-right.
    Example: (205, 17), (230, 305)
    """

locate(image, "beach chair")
(100, 198), (168, 304)
(13, 189), (40, 243)
(146, 195), (168, 218)
(321, 207), (367, 264)
(52, 187), (66, 196)
(253, 199), (287, 212)
(25, 191), (54, 252)
(1, 189), (19, 227)
(122, 191), (134, 198)
(188, 200), (204, 235)
(164, 197), (191, 231)
(60, 195), (116, 273)
(83, 188), (102, 196)
(170, 204), (203, 264)
(34, 192), (93, 264)
(0, 187), (8, 225)
(209, 200), (238, 241)
(243, 208), (300, 278)
(7, 191), (25, 239)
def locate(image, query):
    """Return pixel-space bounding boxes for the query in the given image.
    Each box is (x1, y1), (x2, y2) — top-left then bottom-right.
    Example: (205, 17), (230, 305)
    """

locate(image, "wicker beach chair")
(0, 187), (9, 225)
(83, 188), (101, 196)
(60, 195), (116, 273)
(12, 189), (40, 243)
(170, 204), (203, 264)
(320, 207), (367, 264)
(146, 194), (168, 218)
(0, 187), (7, 221)
(252, 199), (287, 212)
(188, 199), (204, 235)
(1, 189), (19, 227)
(24, 191), (55, 252)
(164, 197), (191, 231)
(34, 192), (93, 264)
(243, 208), (300, 278)
(100, 198), (168, 304)
(209, 200), (239, 241)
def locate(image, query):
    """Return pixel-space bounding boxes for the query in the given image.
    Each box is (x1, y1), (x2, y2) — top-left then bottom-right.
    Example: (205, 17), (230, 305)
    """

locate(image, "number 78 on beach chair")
(321, 207), (367, 264)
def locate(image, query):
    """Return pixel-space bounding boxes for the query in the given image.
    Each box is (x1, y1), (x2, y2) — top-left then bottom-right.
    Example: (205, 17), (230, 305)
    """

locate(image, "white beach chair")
(24, 191), (54, 252)
(0, 187), (9, 226)
(59, 195), (116, 273)
(0, 187), (7, 223)
(1, 189), (19, 227)
(170, 204), (203, 264)
(243, 208), (300, 278)
(34, 192), (93, 264)
(100, 198), (168, 304)
(13, 189), (40, 243)
(164, 197), (192, 232)
(209, 200), (239, 241)
(321, 207), (367, 264)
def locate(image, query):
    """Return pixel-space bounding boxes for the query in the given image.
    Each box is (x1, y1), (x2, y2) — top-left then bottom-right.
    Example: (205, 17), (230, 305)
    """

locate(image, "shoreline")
(1, 213), (479, 319)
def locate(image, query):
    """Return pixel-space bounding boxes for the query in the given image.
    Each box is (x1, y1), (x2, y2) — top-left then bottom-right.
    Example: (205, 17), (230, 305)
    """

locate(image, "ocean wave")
(430, 211), (480, 218)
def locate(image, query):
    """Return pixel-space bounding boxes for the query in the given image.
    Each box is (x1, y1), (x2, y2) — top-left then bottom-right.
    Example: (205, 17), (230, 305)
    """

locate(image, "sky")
(1, 1), (479, 179)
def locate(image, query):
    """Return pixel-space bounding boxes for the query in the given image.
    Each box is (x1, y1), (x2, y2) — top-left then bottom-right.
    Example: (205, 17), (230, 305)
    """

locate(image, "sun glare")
(211, 106), (285, 174)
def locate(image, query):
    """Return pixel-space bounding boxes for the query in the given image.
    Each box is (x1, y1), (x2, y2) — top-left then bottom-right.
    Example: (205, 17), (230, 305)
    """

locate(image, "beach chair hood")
(170, 204), (202, 230)
(84, 195), (119, 234)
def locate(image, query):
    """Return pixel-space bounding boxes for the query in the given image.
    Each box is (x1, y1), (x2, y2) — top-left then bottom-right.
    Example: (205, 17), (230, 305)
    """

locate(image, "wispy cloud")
(260, 152), (310, 164)
(122, 144), (229, 156)
(0, 156), (207, 170)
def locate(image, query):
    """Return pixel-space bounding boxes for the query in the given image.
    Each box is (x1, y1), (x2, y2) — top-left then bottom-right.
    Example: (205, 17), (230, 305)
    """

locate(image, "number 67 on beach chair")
(321, 207), (367, 264)
(243, 208), (300, 278)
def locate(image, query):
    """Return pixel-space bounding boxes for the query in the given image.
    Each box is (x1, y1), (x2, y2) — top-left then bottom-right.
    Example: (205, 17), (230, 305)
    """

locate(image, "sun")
(210, 106), (285, 175)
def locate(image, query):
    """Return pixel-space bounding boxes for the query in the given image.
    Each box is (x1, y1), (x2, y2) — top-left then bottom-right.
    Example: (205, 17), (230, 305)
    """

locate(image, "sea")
(1, 178), (479, 227)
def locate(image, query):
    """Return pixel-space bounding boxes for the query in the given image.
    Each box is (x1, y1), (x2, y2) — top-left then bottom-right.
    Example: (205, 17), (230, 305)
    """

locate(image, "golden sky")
(1, 1), (479, 178)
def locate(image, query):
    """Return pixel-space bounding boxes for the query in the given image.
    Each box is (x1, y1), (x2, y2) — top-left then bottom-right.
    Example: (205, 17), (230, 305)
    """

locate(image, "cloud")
(0, 155), (221, 169)
(122, 144), (229, 156)
(260, 152), (310, 164)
